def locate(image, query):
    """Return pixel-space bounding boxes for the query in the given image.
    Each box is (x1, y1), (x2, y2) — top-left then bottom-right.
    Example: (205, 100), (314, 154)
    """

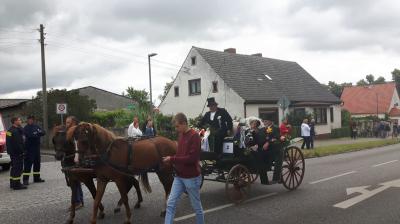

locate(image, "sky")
(1, 0), (400, 105)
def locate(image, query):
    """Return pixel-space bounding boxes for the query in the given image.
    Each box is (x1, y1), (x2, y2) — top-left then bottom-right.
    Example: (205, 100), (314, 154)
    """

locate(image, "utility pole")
(39, 24), (49, 148)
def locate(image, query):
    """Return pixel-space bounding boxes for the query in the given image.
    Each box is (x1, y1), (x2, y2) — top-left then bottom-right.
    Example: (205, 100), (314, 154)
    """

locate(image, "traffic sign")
(56, 103), (67, 114)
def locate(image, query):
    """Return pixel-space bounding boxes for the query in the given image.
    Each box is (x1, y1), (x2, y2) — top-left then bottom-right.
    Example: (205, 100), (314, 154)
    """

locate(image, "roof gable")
(194, 47), (340, 103)
(0, 99), (29, 109)
(341, 83), (396, 114)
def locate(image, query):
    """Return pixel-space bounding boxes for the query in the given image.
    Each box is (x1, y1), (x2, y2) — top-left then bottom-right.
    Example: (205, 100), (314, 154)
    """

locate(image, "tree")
(158, 77), (174, 102)
(392, 68), (400, 95)
(356, 79), (368, 86)
(327, 81), (353, 98)
(365, 74), (375, 84)
(126, 87), (150, 107)
(25, 89), (97, 128)
(374, 76), (386, 84)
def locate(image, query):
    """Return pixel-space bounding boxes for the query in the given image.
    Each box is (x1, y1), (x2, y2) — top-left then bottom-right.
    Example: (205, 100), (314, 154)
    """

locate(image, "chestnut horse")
(53, 125), (143, 224)
(67, 122), (176, 224)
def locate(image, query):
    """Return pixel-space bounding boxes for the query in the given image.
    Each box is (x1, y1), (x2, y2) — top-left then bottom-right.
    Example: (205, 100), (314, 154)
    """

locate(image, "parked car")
(0, 113), (11, 170)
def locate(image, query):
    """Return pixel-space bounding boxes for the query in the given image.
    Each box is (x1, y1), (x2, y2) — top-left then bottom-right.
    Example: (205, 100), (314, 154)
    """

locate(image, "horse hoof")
(114, 207), (121, 213)
(98, 212), (105, 219)
(134, 203), (141, 209)
(160, 211), (166, 217)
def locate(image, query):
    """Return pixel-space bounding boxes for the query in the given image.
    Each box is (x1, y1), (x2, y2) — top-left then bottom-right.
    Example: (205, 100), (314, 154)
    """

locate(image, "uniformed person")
(199, 97), (233, 155)
(6, 117), (27, 190)
(23, 115), (45, 185)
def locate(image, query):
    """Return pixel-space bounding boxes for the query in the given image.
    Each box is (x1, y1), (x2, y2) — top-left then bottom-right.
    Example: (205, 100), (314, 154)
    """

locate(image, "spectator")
(163, 113), (204, 224)
(351, 121), (358, 140)
(392, 122), (398, 138)
(128, 116), (142, 137)
(279, 118), (291, 137)
(301, 118), (311, 149)
(142, 116), (156, 137)
(309, 119), (315, 149)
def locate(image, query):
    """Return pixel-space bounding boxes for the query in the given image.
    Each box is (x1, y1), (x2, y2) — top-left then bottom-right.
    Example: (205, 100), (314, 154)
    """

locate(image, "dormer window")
(191, 56), (196, 66)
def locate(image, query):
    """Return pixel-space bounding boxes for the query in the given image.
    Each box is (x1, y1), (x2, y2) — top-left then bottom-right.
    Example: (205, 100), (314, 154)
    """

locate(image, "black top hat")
(206, 97), (218, 107)
(27, 115), (35, 120)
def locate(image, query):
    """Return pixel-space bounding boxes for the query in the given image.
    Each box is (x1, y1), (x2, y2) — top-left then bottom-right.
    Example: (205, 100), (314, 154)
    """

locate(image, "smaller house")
(341, 82), (400, 121)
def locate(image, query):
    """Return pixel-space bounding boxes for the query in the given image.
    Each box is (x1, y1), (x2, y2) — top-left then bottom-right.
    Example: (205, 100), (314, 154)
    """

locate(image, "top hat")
(206, 97), (218, 107)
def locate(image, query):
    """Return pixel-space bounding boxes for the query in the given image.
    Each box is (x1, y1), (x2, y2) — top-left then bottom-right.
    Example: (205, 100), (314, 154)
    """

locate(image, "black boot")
(23, 176), (29, 185)
(12, 180), (27, 190)
(34, 175), (45, 183)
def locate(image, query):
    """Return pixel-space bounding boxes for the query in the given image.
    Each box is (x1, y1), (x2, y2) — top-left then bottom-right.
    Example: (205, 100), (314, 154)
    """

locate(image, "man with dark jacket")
(6, 117), (27, 190)
(23, 115), (45, 184)
(199, 97), (233, 155)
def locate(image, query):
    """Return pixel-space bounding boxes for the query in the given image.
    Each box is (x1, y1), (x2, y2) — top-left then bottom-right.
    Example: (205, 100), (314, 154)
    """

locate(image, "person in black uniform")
(6, 117), (27, 190)
(199, 97), (233, 155)
(23, 115), (45, 185)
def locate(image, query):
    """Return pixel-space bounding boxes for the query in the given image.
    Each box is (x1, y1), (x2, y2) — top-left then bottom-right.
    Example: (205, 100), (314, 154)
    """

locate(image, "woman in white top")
(301, 118), (311, 149)
(128, 116), (142, 137)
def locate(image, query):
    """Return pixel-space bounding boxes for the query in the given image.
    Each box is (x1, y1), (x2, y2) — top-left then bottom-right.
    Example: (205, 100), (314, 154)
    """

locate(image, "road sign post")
(56, 103), (67, 125)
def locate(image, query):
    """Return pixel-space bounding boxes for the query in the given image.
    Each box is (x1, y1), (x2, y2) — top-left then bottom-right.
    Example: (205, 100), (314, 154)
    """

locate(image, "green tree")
(392, 68), (400, 95)
(365, 74), (375, 84)
(356, 79), (368, 86)
(327, 81), (352, 98)
(25, 89), (97, 128)
(158, 77), (174, 102)
(374, 76), (386, 84)
(126, 87), (150, 107)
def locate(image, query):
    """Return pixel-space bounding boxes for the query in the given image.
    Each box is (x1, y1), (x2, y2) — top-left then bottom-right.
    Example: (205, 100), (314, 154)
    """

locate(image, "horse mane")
(66, 125), (77, 141)
(90, 123), (116, 153)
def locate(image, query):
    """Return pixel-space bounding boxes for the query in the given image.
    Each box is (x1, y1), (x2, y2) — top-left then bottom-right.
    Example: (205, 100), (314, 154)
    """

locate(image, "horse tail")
(139, 172), (152, 193)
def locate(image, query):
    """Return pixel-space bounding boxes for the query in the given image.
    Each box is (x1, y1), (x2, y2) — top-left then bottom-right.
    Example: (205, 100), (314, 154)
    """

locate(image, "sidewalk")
(292, 137), (395, 149)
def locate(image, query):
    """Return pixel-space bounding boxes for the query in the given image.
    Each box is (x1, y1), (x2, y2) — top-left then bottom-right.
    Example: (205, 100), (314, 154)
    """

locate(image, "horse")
(53, 125), (143, 224)
(67, 122), (176, 224)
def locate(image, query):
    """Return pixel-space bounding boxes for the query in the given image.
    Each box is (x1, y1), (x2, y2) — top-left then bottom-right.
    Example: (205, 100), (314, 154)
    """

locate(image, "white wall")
(159, 48), (245, 119)
(389, 89), (400, 112)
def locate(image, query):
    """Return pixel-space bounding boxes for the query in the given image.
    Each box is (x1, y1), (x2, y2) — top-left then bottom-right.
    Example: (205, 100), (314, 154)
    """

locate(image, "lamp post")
(148, 53), (157, 114)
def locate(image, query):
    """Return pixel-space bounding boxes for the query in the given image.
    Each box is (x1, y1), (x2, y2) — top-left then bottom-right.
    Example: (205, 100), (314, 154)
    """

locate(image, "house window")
(188, 79), (201, 95)
(174, 86), (179, 97)
(191, 56), (196, 66)
(314, 108), (327, 124)
(294, 108), (306, 118)
(259, 108), (279, 125)
(212, 81), (218, 93)
(330, 107), (334, 123)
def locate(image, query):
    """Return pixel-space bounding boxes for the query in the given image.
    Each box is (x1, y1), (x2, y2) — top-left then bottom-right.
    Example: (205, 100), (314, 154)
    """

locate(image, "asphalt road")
(1, 145), (400, 224)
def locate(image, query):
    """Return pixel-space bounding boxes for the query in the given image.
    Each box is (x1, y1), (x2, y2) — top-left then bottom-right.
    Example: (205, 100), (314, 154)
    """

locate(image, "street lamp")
(148, 53), (157, 113)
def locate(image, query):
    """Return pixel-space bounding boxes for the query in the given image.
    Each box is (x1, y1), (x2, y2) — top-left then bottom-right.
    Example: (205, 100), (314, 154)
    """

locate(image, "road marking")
(372, 160), (398, 168)
(309, 171), (357, 185)
(334, 178), (400, 209)
(174, 192), (277, 222)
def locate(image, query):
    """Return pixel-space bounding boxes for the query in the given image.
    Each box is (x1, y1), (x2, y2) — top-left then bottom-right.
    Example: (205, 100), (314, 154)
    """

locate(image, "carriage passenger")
(128, 116), (142, 137)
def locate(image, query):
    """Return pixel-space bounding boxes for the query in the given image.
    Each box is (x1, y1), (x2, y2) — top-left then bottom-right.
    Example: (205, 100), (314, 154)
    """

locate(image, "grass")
(302, 138), (400, 158)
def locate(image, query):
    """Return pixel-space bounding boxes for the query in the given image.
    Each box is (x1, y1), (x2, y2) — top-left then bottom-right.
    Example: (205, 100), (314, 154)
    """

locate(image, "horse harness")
(80, 136), (163, 177)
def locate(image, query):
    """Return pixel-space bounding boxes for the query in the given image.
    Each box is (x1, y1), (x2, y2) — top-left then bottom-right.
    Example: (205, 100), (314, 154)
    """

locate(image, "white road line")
(174, 192), (277, 222)
(309, 171), (357, 185)
(372, 160), (398, 168)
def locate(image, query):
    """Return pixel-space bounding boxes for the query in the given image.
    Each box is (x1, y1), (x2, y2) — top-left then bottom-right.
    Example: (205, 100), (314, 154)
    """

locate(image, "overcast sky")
(1, 0), (400, 105)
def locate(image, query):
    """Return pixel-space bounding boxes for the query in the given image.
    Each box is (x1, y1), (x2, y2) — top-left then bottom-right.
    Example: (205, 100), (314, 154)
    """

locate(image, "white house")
(159, 47), (342, 135)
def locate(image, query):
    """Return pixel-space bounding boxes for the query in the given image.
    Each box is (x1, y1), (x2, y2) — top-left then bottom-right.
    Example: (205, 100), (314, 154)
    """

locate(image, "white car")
(0, 113), (11, 170)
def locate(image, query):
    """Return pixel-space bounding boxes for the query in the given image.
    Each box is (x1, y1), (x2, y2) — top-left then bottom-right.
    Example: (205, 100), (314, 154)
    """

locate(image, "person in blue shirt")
(23, 115), (45, 185)
(142, 116), (156, 137)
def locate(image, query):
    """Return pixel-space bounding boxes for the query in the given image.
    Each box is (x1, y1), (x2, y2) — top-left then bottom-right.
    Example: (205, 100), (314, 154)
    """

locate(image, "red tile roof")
(341, 83), (396, 115)
(389, 107), (400, 117)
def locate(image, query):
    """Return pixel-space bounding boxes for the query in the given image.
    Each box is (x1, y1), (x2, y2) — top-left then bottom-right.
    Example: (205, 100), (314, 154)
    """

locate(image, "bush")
(290, 126), (301, 138)
(331, 127), (350, 138)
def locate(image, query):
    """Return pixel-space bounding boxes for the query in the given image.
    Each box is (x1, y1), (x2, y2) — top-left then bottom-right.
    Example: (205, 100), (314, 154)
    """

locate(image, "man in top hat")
(199, 97), (233, 155)
(23, 115), (46, 185)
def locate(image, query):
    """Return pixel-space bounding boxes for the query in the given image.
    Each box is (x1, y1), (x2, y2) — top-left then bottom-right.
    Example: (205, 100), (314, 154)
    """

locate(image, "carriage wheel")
(281, 146), (305, 190)
(225, 164), (251, 203)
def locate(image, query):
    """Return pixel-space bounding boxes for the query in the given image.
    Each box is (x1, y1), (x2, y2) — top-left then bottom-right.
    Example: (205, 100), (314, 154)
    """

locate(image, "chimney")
(224, 48), (236, 54)
(251, 53), (262, 57)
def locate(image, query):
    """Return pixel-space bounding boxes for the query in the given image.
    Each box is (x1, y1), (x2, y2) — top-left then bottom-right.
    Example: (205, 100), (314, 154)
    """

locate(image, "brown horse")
(53, 125), (143, 224)
(67, 122), (176, 224)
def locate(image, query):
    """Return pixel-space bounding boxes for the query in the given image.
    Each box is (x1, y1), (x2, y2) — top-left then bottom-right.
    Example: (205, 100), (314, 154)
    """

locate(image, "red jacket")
(280, 123), (291, 136)
(170, 129), (201, 178)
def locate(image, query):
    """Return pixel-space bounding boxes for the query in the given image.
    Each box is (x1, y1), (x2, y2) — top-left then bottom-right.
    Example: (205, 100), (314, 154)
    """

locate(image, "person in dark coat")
(6, 117), (27, 190)
(199, 97), (233, 155)
(23, 115), (45, 184)
(142, 116), (157, 137)
(309, 119), (315, 149)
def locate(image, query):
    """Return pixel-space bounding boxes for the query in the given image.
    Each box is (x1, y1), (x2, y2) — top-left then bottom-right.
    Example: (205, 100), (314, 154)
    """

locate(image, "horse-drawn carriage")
(199, 131), (305, 203)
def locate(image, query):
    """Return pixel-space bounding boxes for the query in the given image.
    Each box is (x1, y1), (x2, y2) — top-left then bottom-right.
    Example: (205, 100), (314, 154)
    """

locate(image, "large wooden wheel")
(225, 164), (251, 203)
(281, 146), (305, 190)
(249, 173), (259, 183)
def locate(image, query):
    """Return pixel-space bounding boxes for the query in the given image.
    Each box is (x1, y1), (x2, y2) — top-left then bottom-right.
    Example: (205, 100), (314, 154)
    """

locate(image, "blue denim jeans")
(73, 182), (84, 204)
(165, 175), (204, 224)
